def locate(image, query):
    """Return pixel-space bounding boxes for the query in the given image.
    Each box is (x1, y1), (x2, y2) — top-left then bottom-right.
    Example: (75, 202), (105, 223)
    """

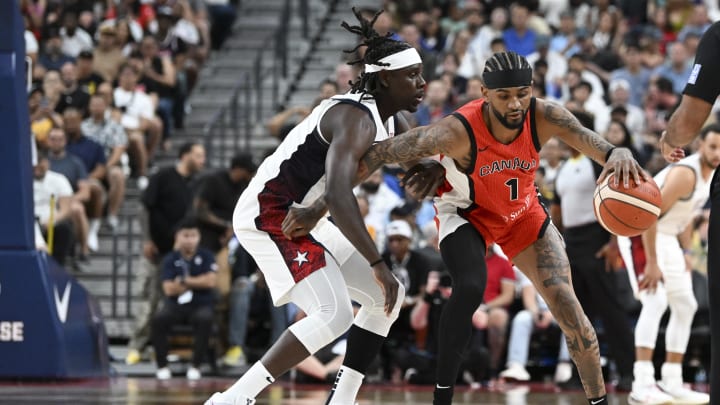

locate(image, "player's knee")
(641, 289), (669, 318)
(452, 278), (485, 308)
(668, 289), (697, 317)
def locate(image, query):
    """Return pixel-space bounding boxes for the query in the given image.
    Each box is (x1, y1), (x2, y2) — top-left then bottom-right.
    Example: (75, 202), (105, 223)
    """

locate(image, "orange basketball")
(593, 173), (662, 237)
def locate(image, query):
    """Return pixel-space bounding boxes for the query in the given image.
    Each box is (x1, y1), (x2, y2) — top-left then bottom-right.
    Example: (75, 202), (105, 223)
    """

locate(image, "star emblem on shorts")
(293, 251), (309, 267)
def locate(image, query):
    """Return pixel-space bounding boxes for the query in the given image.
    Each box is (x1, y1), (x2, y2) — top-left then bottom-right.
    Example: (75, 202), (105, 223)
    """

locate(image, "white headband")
(364, 48), (422, 73)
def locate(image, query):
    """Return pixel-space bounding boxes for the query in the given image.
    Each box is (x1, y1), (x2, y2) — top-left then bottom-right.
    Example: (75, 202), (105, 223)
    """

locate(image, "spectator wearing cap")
(526, 34), (568, 99)
(380, 219), (441, 379)
(154, 4), (199, 58)
(39, 26), (75, 72)
(503, 2), (537, 57)
(56, 62), (90, 115)
(59, 9), (93, 58)
(195, 153), (256, 255)
(28, 86), (63, 149)
(608, 78), (646, 146)
(76, 50), (106, 96)
(652, 41), (694, 95)
(610, 42), (652, 107)
(82, 94), (128, 230)
(93, 24), (126, 83)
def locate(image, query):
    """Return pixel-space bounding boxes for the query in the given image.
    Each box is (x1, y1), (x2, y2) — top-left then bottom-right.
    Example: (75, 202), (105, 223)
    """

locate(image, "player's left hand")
(402, 160), (446, 200)
(597, 147), (651, 189)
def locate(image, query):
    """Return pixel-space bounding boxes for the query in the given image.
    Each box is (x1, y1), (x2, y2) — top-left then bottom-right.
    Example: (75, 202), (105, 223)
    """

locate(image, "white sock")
(633, 360), (655, 386)
(661, 362), (683, 387)
(327, 366), (364, 405)
(222, 361), (274, 400)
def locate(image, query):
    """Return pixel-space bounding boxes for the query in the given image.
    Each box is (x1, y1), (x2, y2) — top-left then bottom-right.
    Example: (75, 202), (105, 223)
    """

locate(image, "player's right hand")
(658, 131), (686, 163)
(371, 263), (400, 316)
(281, 204), (323, 240)
(639, 261), (663, 294)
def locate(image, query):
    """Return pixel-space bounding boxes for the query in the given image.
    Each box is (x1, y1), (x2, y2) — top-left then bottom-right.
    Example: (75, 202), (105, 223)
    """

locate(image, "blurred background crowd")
(25, 0), (714, 391)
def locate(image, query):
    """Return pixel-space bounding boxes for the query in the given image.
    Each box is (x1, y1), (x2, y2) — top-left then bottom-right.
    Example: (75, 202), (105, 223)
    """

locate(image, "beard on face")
(491, 105), (526, 130)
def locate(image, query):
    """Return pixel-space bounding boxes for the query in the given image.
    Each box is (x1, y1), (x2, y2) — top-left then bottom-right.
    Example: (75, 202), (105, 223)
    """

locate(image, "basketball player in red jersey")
(359, 51), (649, 405)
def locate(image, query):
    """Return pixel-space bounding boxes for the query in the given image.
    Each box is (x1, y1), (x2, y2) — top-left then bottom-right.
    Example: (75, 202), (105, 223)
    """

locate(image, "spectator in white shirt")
(113, 63), (162, 167)
(60, 10), (94, 58)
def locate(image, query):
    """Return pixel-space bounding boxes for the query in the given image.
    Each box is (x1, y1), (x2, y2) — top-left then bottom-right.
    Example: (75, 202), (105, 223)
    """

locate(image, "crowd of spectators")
(246, 0), (715, 389)
(27, 0), (715, 388)
(29, 0), (237, 270)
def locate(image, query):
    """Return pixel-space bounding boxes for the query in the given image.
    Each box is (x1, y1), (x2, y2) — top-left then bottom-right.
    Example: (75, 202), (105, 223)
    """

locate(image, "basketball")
(593, 173), (662, 237)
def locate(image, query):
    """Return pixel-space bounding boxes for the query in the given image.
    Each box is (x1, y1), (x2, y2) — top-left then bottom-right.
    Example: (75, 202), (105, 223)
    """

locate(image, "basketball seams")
(593, 174), (662, 236)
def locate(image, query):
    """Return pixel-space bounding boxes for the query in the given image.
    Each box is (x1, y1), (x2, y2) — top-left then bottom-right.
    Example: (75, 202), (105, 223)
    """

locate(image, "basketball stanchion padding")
(0, 0), (108, 378)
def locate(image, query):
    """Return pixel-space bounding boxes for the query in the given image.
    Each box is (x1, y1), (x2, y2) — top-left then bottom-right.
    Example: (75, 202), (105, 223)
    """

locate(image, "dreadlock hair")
(483, 51), (532, 74)
(341, 7), (412, 99)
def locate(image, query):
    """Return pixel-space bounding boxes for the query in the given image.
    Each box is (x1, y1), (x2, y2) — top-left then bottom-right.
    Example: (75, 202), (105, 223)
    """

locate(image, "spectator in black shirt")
(56, 62), (90, 115)
(195, 153), (257, 254)
(76, 50), (106, 96)
(125, 141), (206, 364)
(152, 216), (217, 380)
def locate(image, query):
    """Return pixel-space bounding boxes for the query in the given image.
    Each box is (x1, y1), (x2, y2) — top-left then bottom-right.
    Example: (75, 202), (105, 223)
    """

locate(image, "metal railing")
(203, 0), (314, 168)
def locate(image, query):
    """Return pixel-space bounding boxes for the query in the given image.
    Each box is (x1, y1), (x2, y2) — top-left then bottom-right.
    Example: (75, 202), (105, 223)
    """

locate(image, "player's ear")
(378, 70), (390, 88)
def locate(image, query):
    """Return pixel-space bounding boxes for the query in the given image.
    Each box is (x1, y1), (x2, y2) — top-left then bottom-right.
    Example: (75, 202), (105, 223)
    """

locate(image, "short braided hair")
(483, 51), (532, 74)
(341, 8), (412, 98)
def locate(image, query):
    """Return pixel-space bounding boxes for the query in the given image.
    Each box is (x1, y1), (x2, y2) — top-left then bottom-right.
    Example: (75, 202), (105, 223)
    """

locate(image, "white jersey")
(235, 93), (395, 223)
(232, 93), (395, 304)
(654, 153), (713, 236)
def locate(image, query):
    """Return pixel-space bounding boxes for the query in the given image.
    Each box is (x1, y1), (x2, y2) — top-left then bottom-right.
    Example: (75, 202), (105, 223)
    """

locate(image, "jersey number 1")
(505, 178), (518, 201)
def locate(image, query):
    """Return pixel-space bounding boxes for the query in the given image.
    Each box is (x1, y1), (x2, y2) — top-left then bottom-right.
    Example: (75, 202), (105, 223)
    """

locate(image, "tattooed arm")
(361, 114), (471, 175)
(537, 98), (649, 187)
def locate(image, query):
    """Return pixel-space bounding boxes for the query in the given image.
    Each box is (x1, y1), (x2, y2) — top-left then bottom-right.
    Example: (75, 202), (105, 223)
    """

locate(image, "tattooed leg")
(514, 225), (606, 398)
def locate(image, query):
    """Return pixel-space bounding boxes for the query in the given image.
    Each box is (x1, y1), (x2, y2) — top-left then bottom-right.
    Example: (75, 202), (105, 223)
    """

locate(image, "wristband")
(682, 249), (692, 255)
(423, 293), (435, 304)
(369, 258), (384, 267)
(605, 147), (617, 163)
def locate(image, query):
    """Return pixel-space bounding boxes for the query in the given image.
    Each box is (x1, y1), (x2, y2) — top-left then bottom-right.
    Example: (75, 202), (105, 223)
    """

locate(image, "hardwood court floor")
(0, 377), (672, 405)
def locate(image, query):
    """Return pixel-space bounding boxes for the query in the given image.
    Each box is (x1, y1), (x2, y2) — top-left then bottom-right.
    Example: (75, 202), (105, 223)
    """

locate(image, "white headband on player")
(364, 48), (422, 73)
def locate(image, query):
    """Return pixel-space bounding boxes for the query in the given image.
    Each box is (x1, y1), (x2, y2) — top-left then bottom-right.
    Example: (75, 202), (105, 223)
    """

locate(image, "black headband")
(482, 68), (533, 89)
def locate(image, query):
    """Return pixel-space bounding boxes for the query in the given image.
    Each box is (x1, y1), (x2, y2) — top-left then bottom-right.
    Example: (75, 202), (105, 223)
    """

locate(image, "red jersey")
(435, 97), (549, 259)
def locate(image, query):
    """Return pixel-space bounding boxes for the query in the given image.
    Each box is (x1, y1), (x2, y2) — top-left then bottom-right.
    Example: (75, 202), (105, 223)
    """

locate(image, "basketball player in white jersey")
(619, 124), (720, 405)
(205, 9), (435, 405)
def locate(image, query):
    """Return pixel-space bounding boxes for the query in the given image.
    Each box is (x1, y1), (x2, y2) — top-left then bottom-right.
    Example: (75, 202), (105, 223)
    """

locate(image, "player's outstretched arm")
(538, 99), (649, 187)
(361, 114), (470, 174)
